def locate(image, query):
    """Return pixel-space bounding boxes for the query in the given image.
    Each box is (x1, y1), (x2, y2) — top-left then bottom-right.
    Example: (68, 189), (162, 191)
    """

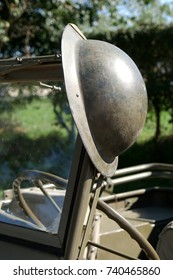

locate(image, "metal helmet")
(62, 24), (148, 177)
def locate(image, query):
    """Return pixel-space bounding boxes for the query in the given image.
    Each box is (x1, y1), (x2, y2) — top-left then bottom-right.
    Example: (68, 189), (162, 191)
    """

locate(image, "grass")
(1, 98), (66, 140)
(13, 98), (56, 138)
(119, 110), (173, 169)
(0, 95), (173, 198)
(0, 96), (76, 198)
(137, 110), (173, 144)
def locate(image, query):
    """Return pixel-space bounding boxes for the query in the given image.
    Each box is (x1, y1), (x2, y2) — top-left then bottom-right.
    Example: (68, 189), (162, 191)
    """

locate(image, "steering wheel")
(97, 198), (160, 260)
(12, 170), (67, 229)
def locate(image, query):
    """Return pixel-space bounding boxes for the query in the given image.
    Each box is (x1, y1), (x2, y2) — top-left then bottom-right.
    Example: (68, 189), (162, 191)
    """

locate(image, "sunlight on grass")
(0, 96), (75, 195)
(137, 110), (173, 144)
(12, 98), (60, 139)
(0, 96), (72, 141)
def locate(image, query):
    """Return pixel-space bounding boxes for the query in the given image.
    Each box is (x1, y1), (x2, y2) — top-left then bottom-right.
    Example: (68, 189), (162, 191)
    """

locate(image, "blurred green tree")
(0, 0), (173, 140)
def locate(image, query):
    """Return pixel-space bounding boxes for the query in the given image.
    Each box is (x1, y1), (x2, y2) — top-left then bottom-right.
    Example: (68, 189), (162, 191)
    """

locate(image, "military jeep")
(0, 24), (173, 260)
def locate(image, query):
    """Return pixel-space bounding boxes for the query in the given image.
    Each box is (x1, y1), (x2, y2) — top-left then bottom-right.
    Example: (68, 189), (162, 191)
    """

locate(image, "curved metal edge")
(61, 23), (118, 177)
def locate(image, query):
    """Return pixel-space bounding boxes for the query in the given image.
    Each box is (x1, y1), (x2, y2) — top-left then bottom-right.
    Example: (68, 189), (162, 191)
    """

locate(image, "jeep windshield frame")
(0, 55), (97, 259)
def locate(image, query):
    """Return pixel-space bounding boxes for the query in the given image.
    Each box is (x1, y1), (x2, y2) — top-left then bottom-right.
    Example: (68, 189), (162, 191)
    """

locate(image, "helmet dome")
(62, 24), (147, 177)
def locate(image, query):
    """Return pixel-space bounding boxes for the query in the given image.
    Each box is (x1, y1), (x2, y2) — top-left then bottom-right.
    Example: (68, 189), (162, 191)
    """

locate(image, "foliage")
(77, 0), (173, 140)
(0, 0), (78, 57)
(1, 0), (172, 56)
(109, 25), (173, 140)
(0, 0), (173, 175)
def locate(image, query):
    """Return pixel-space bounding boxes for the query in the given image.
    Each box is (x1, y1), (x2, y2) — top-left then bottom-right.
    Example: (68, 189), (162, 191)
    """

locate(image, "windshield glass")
(0, 82), (76, 233)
